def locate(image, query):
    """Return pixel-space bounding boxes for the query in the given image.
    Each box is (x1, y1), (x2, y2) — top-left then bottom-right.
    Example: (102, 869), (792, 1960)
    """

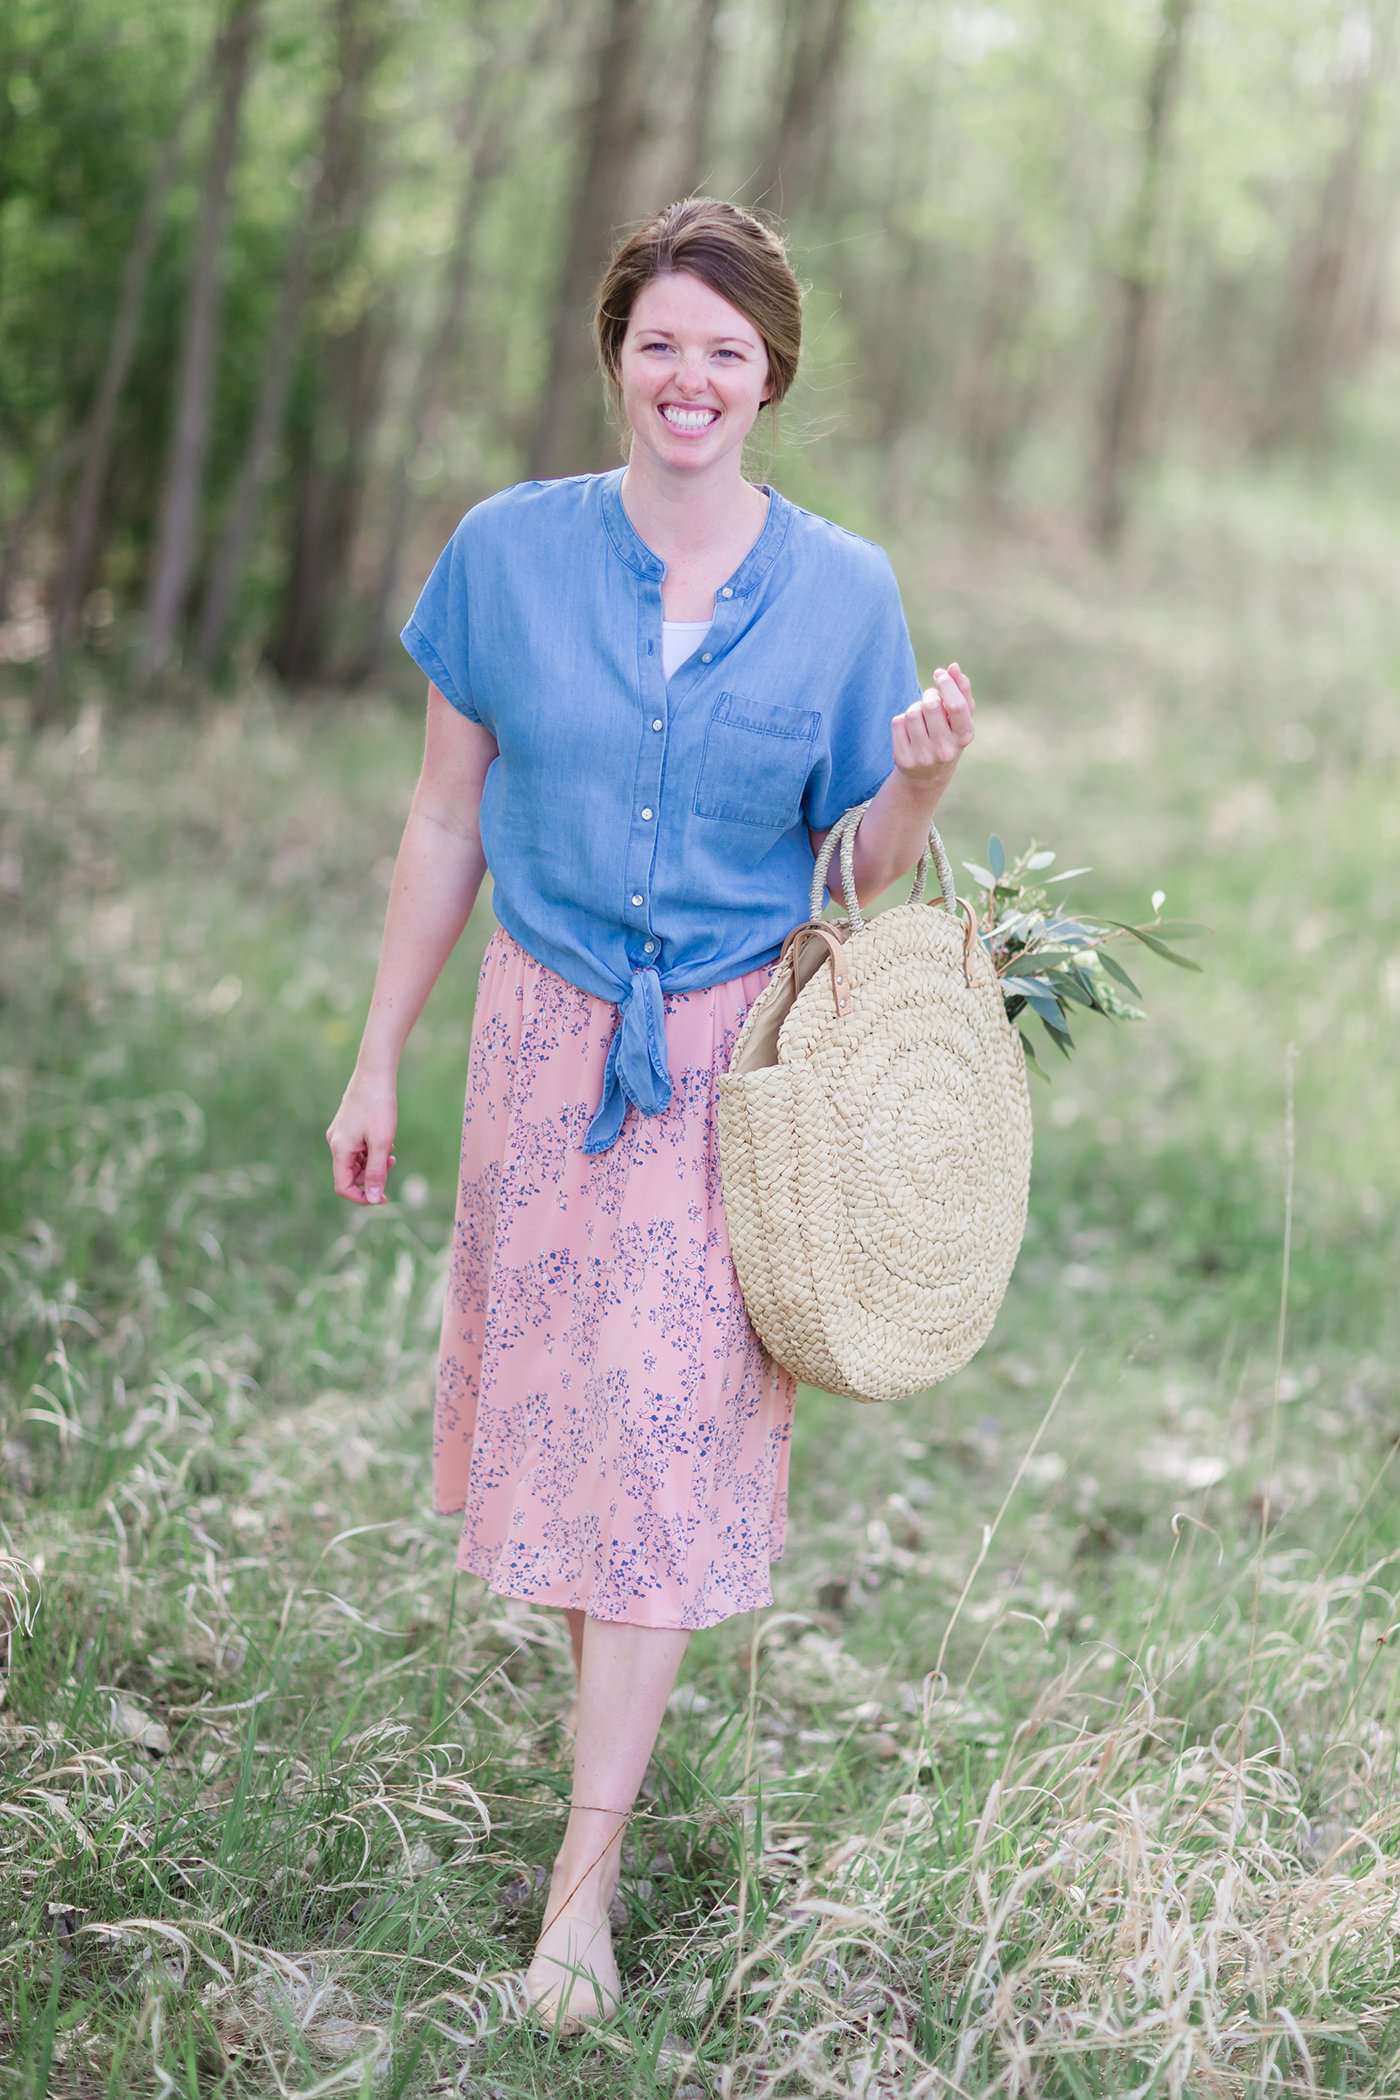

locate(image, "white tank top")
(661, 617), (713, 680)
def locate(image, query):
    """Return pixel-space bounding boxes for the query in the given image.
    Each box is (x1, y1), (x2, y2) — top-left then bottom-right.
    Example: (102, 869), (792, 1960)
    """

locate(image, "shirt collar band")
(600, 465), (790, 596)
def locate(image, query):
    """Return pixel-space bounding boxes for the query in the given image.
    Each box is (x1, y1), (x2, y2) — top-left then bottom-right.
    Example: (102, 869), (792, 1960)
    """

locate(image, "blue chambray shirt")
(399, 465), (922, 1154)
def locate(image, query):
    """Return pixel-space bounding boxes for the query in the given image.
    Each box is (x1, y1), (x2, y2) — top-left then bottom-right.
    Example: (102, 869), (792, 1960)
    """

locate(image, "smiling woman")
(370, 196), (934, 2036)
(608, 283), (777, 477)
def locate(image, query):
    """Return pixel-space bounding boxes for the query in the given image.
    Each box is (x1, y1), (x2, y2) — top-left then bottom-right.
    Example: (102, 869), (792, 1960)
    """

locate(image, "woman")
(326, 197), (974, 2034)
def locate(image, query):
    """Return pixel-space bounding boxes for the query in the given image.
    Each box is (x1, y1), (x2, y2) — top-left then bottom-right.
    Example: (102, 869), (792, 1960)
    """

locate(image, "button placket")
(631, 574), (723, 963)
(622, 548), (753, 969)
(587, 472), (795, 1146)
(626, 568), (672, 964)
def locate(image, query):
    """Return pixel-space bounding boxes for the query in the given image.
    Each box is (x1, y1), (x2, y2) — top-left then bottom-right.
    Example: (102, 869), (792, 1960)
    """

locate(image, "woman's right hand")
(326, 1066), (398, 1205)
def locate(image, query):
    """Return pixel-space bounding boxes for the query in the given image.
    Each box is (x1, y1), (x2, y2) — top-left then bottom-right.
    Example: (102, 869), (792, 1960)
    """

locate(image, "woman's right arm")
(325, 683), (498, 1206)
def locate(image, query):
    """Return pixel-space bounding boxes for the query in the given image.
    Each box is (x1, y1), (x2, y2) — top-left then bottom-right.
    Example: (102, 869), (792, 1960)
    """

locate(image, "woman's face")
(617, 269), (771, 476)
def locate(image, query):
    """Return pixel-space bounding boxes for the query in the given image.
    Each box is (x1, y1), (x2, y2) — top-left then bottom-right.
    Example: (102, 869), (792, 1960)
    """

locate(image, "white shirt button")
(640, 807), (653, 820)
(644, 939), (656, 953)
(631, 892), (643, 906)
(651, 718), (663, 730)
(700, 651), (713, 663)
(721, 585), (733, 598)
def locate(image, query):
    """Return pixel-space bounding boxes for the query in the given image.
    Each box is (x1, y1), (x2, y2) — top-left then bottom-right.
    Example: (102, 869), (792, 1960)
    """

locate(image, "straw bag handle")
(779, 800), (978, 1009)
(808, 797), (961, 930)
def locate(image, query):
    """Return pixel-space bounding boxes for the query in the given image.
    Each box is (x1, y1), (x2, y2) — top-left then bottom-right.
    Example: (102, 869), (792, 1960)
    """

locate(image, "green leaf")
(1056, 970), (1103, 1012)
(1144, 920), (1209, 940)
(1071, 963), (1116, 1011)
(1040, 1008), (1075, 1050)
(988, 834), (1006, 879)
(1096, 950), (1143, 997)
(1043, 866), (1093, 884)
(1025, 849), (1057, 870)
(1096, 919), (1205, 971)
(1009, 975), (1059, 1003)
(962, 861), (999, 890)
(1018, 984), (1067, 1028)
(1000, 949), (1079, 977)
(1018, 1027), (1051, 1078)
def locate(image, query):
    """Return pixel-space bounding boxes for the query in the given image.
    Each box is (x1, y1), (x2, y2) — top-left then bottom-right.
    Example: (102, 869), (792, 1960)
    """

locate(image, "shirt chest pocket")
(692, 691), (822, 830)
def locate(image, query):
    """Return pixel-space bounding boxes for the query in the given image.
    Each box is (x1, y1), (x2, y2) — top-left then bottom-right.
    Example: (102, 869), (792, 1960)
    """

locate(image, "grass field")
(4, 450), (1400, 2094)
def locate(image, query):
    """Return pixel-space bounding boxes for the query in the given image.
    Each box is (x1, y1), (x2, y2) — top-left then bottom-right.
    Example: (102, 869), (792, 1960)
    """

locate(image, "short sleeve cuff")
(400, 617), (484, 726)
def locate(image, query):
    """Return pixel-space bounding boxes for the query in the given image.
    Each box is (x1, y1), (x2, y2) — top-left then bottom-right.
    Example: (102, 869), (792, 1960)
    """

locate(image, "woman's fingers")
(327, 1128), (398, 1205)
(362, 1137), (394, 1204)
(896, 695), (960, 766)
(931, 667), (975, 747)
(932, 667), (970, 716)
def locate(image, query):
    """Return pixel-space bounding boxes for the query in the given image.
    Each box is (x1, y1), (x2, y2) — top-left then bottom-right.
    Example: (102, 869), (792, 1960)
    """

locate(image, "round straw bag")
(717, 799), (1033, 1405)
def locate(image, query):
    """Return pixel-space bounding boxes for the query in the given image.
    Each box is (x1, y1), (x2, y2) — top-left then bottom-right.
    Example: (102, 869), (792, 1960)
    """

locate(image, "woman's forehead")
(629, 273), (760, 346)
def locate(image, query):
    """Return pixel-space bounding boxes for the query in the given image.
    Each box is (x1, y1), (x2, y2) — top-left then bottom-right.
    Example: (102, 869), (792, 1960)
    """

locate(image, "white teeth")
(661, 405), (718, 430)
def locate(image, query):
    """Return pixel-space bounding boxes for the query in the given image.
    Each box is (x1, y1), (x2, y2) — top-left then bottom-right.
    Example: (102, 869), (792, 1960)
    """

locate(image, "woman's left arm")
(809, 663), (976, 906)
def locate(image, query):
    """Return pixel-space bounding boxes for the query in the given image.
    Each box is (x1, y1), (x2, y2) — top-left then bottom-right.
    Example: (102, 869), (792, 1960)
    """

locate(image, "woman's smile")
(657, 402), (721, 437)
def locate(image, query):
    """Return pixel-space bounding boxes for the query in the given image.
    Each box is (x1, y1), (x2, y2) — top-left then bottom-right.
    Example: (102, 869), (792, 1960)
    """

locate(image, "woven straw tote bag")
(717, 799), (1034, 1405)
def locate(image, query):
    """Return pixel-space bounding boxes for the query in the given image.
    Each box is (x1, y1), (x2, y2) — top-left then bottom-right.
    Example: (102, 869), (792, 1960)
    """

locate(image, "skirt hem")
(447, 1540), (788, 1631)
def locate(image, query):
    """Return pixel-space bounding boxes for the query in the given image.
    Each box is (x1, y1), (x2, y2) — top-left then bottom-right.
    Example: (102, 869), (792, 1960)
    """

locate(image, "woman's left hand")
(892, 663), (975, 787)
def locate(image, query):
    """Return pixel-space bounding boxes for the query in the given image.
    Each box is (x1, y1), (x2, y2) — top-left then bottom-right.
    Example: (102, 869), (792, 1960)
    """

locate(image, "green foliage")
(4, 0), (1399, 682)
(964, 835), (1208, 1076)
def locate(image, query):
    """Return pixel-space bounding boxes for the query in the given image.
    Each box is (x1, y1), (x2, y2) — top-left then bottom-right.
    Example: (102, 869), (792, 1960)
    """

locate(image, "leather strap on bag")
(778, 919), (852, 1016)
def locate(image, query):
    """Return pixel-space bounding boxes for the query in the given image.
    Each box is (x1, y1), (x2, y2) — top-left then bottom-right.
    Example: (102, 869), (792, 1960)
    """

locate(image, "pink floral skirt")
(432, 921), (797, 1629)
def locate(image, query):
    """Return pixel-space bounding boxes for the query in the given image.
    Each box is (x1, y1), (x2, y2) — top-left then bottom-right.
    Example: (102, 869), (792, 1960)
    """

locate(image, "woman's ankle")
(549, 1841), (622, 1916)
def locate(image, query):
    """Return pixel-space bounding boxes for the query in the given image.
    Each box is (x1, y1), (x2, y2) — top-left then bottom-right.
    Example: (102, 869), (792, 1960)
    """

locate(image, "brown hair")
(593, 197), (804, 470)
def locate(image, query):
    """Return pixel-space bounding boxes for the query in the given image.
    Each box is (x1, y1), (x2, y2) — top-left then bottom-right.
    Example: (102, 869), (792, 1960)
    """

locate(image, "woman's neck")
(618, 459), (768, 569)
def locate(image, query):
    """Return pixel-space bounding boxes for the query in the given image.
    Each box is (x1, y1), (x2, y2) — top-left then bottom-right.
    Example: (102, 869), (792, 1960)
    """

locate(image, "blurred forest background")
(3, 0), (1398, 697)
(7, 0), (1400, 2089)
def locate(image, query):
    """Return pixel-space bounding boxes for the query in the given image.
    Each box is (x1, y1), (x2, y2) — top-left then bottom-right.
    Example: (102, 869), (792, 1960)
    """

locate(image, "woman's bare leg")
(562, 1607), (585, 1734)
(565, 1607), (586, 1674)
(526, 1615), (691, 2023)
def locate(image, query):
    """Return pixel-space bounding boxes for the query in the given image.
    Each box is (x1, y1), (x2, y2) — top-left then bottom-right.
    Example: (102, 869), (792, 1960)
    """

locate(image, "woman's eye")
(641, 343), (740, 358)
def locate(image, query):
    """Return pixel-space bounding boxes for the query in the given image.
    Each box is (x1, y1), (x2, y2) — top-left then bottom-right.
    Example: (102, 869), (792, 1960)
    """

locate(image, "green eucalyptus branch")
(959, 834), (1208, 1081)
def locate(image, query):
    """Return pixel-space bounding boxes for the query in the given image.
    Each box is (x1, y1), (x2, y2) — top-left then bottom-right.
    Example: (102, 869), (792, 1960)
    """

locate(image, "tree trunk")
(38, 66), (206, 700)
(527, 0), (653, 480)
(751, 0), (856, 221)
(192, 0), (366, 680)
(961, 237), (1048, 514)
(625, 0), (722, 214)
(673, 0), (723, 199)
(265, 0), (391, 685)
(342, 0), (569, 689)
(274, 294), (394, 684)
(137, 0), (264, 687)
(1254, 4), (1397, 453)
(1088, 0), (1194, 555)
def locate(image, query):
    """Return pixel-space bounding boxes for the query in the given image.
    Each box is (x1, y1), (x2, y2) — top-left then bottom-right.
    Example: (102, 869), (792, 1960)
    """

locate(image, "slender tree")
(1089, 0), (1194, 553)
(266, 0), (392, 685)
(527, 0), (653, 479)
(38, 66), (208, 699)
(342, 0), (570, 688)
(137, 0), (265, 686)
(752, 0), (856, 219)
(1255, 1), (1398, 451)
(193, 0), (359, 678)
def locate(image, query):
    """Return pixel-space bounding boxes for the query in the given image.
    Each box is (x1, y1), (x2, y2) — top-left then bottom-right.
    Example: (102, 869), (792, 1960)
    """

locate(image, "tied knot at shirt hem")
(580, 964), (672, 1154)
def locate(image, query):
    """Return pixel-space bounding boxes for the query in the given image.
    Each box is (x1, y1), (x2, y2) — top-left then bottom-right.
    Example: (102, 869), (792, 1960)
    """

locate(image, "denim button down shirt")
(399, 465), (922, 1153)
